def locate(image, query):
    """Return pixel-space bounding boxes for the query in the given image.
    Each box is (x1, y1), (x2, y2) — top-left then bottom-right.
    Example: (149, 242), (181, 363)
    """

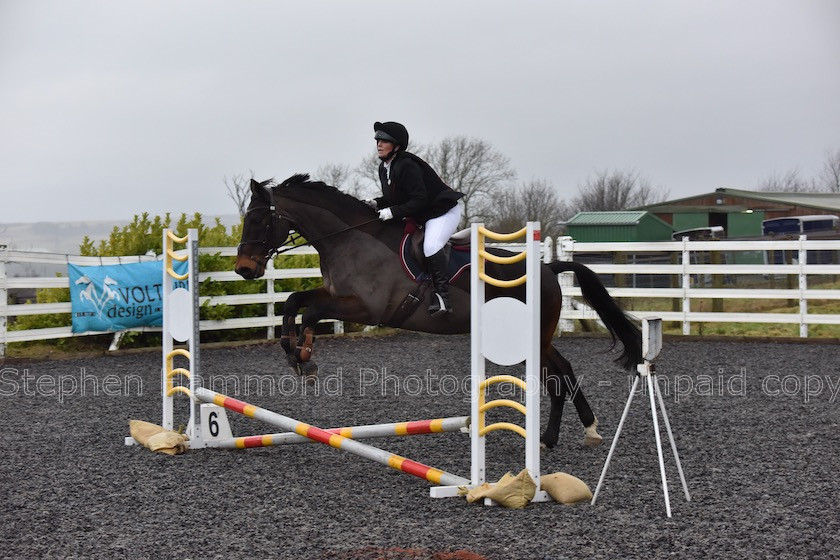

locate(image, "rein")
(272, 216), (381, 256)
(239, 201), (380, 263)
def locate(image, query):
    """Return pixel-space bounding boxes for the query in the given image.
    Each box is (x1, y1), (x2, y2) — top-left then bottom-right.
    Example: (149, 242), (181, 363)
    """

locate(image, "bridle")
(236, 202), (297, 268)
(237, 200), (380, 268)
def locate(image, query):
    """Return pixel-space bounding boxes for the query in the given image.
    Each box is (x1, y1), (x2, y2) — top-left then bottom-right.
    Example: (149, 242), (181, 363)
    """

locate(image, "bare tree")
(816, 148), (840, 192)
(314, 162), (373, 198)
(350, 137), (515, 226)
(347, 152), (384, 200)
(758, 166), (815, 192)
(423, 136), (517, 227)
(224, 170), (256, 217)
(486, 179), (570, 240)
(572, 169), (669, 212)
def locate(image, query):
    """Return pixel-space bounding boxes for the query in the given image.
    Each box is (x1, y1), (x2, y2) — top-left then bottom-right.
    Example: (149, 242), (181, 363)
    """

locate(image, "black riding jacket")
(374, 151), (464, 224)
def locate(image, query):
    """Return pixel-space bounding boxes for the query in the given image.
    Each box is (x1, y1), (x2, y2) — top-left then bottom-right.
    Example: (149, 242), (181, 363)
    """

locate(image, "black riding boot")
(426, 248), (453, 317)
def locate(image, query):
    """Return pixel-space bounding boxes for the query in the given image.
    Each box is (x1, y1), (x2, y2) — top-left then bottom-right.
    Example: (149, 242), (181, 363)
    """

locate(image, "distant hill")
(0, 215), (241, 254)
(0, 215), (241, 280)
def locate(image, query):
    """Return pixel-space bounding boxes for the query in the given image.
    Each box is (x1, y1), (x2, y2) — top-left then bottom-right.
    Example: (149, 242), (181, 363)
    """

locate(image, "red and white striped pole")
(215, 416), (469, 449)
(195, 388), (469, 487)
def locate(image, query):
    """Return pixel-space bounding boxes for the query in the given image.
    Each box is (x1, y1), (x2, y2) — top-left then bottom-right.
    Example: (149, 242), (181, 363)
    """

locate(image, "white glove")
(363, 199), (378, 210)
(378, 208), (394, 221)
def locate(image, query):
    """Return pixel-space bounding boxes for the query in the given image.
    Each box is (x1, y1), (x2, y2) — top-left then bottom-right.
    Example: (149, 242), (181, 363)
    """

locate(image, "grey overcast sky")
(1, 0), (839, 224)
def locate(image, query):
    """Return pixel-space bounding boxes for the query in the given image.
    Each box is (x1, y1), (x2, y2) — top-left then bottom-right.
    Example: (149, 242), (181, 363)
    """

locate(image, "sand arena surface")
(1, 332), (838, 559)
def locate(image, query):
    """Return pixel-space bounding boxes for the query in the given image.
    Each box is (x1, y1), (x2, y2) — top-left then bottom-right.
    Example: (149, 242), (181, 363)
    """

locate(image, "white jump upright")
(124, 228), (211, 447)
(432, 222), (550, 503)
(160, 228), (202, 441)
(591, 317), (691, 517)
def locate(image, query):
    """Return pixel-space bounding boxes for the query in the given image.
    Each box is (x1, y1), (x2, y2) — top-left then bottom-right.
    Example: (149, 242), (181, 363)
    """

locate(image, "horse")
(234, 174), (642, 449)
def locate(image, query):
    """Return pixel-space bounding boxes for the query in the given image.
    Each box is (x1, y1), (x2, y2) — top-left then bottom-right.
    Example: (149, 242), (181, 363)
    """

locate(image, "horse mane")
(273, 173), (371, 214)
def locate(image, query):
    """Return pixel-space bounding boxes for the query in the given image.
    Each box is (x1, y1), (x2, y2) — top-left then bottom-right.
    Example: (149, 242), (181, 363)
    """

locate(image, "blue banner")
(68, 260), (188, 333)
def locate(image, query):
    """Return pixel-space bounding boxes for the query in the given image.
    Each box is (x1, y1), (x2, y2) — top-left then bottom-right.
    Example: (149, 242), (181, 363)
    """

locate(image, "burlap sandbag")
(541, 472), (592, 504)
(464, 469), (536, 509)
(129, 419), (189, 455)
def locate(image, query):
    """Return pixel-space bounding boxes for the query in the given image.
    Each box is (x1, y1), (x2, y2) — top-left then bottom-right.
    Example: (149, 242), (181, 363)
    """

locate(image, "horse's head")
(235, 179), (292, 279)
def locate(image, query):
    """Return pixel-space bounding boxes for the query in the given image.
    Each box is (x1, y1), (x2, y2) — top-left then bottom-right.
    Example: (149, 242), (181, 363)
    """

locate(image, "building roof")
(639, 188), (840, 213)
(718, 189), (840, 211)
(567, 211), (651, 225)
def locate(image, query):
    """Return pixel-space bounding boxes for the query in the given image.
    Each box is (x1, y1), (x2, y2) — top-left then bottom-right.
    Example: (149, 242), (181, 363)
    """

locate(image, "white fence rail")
(2, 236), (840, 357)
(0, 245), (325, 357)
(552, 235), (840, 337)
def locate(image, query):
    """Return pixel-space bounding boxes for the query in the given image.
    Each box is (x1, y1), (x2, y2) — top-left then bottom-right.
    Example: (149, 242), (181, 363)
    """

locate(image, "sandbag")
(464, 469), (536, 509)
(541, 472), (592, 504)
(129, 419), (189, 455)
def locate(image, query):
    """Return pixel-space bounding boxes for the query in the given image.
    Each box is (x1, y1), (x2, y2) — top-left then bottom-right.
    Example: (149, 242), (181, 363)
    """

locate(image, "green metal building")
(638, 188), (840, 238)
(565, 211), (674, 242)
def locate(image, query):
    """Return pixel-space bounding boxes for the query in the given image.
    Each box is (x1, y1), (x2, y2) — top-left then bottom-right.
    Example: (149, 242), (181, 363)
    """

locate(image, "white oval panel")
(167, 288), (193, 342)
(480, 297), (529, 366)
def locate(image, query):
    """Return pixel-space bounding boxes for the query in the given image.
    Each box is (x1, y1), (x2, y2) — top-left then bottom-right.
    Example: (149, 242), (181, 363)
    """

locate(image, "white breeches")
(423, 202), (463, 257)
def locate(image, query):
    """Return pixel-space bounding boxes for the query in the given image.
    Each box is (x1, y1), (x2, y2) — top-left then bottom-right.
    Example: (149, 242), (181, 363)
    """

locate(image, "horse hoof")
(583, 418), (603, 447)
(299, 361), (318, 382)
(584, 433), (603, 447)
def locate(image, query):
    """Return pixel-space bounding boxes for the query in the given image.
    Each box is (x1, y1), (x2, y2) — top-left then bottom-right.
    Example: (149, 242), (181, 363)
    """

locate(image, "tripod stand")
(591, 317), (691, 517)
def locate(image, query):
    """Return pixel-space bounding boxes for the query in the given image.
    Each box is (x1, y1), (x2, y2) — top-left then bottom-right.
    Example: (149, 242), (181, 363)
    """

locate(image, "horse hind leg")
(540, 355), (567, 449)
(583, 416), (602, 447)
(548, 347), (602, 447)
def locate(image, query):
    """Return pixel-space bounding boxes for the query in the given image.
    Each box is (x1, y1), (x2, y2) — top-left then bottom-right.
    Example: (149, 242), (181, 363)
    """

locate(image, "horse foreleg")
(281, 289), (326, 375)
(294, 294), (371, 379)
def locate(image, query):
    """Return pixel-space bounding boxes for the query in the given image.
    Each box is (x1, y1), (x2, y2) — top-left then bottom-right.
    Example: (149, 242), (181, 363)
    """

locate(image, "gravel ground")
(1, 331), (839, 560)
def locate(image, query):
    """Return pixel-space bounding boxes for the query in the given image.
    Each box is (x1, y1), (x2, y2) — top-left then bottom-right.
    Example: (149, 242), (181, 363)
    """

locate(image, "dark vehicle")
(761, 215), (839, 235)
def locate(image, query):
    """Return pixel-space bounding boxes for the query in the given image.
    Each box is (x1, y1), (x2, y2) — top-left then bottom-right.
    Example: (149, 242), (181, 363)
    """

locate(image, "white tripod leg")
(591, 375), (640, 506)
(655, 376), (691, 502)
(647, 373), (671, 518)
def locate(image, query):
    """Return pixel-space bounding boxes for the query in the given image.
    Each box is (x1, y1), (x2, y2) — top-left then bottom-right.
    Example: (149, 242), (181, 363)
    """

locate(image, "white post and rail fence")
(2, 236), (840, 357)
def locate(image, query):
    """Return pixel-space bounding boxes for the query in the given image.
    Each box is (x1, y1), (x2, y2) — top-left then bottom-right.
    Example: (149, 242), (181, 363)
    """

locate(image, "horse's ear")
(251, 179), (271, 200)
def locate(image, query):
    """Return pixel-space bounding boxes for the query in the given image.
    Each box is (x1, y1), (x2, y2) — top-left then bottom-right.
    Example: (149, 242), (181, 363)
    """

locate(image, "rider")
(365, 121), (464, 317)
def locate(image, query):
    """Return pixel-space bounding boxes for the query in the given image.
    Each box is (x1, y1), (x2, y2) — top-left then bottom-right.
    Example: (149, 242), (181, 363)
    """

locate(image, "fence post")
(682, 237), (691, 335)
(556, 236), (575, 333)
(266, 259), (275, 340)
(0, 244), (6, 358)
(711, 248), (723, 312)
(799, 235), (808, 338)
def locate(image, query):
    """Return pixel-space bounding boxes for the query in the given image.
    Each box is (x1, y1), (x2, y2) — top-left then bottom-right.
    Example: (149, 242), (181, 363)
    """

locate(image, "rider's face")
(376, 139), (395, 159)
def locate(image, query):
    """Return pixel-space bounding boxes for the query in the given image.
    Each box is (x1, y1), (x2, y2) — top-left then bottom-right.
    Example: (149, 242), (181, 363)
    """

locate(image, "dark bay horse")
(234, 174), (642, 448)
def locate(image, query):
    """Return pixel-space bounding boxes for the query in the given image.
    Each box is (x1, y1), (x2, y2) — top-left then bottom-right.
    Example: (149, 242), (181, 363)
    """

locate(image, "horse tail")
(549, 261), (642, 370)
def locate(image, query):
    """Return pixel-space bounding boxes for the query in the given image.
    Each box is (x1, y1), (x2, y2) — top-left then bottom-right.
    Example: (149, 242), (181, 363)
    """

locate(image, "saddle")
(399, 220), (471, 284)
(387, 221), (470, 327)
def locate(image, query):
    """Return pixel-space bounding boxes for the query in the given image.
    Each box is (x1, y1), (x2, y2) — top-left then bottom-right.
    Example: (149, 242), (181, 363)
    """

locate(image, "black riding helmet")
(374, 121), (409, 149)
